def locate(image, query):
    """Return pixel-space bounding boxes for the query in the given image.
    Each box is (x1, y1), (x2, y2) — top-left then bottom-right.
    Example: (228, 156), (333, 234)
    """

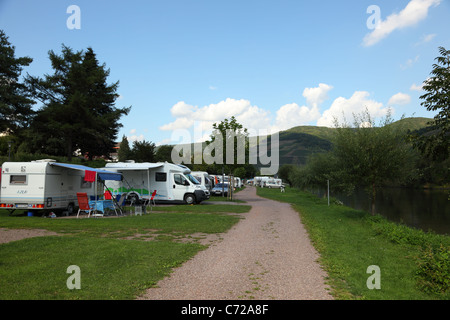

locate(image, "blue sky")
(1, 0), (449, 145)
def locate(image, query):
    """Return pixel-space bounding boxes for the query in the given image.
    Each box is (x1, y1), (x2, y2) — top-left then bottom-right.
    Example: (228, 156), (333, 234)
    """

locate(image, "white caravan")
(254, 176), (270, 187)
(0, 160), (122, 215)
(265, 178), (283, 188)
(104, 161), (209, 204)
(190, 171), (212, 191)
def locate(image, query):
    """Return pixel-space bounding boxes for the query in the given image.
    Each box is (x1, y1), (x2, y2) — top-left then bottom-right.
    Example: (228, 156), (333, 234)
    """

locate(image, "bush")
(416, 244), (450, 295)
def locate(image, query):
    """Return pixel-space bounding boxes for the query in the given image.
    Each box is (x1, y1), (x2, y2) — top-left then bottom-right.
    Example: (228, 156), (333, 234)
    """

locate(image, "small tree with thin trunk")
(332, 109), (415, 215)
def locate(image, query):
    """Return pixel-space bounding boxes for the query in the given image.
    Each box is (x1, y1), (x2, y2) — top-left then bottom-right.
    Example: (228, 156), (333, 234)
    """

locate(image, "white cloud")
(363, 0), (441, 47)
(317, 91), (389, 127)
(209, 85), (217, 90)
(401, 55), (420, 70)
(410, 83), (423, 91)
(159, 98), (273, 140)
(128, 134), (145, 142)
(302, 83), (333, 107)
(415, 33), (437, 46)
(388, 92), (411, 106)
(272, 103), (321, 132)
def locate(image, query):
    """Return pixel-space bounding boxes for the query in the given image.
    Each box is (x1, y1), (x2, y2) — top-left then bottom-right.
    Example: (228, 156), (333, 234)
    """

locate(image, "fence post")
(327, 180), (330, 206)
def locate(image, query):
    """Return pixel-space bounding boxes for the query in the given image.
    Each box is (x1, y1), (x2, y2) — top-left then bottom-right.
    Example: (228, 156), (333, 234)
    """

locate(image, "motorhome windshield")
(186, 174), (200, 185)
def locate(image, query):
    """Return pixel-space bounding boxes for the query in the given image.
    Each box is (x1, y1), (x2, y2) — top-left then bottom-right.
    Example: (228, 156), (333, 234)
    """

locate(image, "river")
(318, 187), (450, 235)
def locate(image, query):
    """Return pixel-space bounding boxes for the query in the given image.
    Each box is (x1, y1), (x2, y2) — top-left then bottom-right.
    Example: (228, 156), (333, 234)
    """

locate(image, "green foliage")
(117, 135), (131, 162)
(0, 30), (35, 134)
(411, 46), (450, 163)
(130, 139), (156, 162)
(416, 244), (450, 295)
(25, 45), (130, 160)
(155, 144), (174, 162)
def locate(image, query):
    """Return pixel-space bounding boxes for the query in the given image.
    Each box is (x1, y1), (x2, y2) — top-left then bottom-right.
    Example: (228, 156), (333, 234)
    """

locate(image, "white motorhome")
(254, 176), (270, 187)
(0, 160), (122, 215)
(265, 178), (283, 188)
(104, 161), (209, 204)
(190, 171), (212, 191)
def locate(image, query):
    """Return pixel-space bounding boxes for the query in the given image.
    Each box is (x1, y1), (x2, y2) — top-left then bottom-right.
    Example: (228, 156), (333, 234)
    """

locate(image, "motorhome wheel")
(184, 193), (195, 205)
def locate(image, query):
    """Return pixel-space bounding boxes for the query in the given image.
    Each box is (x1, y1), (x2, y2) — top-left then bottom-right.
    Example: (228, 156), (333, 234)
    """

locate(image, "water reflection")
(318, 187), (450, 235)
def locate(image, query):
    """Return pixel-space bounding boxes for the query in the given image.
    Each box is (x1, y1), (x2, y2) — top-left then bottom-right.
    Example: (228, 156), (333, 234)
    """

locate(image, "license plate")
(15, 204), (29, 208)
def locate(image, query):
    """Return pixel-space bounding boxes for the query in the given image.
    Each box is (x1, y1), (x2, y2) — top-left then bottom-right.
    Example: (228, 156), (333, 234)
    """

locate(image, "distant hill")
(166, 117), (432, 169)
(268, 117), (432, 167)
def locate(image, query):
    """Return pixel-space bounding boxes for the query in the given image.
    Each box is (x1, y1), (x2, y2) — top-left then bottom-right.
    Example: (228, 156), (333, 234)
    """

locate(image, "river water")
(321, 187), (450, 235)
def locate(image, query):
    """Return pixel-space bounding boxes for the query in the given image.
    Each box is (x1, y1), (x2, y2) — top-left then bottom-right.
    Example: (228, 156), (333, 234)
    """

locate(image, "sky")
(0, 0), (449, 145)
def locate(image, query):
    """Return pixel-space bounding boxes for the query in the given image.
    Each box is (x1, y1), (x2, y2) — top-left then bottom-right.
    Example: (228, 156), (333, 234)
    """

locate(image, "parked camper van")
(0, 160), (122, 215)
(104, 161), (209, 204)
(265, 178), (283, 188)
(190, 171), (212, 191)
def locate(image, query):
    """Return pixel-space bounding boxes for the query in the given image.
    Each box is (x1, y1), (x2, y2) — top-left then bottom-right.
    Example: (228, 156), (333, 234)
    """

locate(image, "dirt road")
(138, 186), (333, 300)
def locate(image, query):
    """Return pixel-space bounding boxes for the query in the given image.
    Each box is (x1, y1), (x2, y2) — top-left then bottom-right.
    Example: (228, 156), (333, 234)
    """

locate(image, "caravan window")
(80, 177), (92, 189)
(174, 174), (188, 185)
(10, 175), (27, 185)
(186, 174), (200, 185)
(155, 172), (167, 182)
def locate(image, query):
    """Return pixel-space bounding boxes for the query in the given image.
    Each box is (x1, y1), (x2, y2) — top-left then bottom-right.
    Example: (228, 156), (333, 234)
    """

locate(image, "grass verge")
(257, 187), (449, 300)
(0, 205), (246, 299)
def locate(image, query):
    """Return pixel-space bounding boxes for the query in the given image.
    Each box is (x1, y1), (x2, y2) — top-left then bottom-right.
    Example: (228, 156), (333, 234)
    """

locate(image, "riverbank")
(257, 187), (450, 300)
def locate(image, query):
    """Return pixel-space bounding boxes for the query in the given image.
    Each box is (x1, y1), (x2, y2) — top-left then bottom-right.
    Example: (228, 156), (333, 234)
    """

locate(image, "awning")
(50, 163), (122, 181)
(104, 162), (164, 171)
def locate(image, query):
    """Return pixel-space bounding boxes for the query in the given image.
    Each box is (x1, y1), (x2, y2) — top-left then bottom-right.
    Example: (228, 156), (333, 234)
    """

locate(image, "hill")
(271, 117), (432, 167)
(166, 117), (432, 169)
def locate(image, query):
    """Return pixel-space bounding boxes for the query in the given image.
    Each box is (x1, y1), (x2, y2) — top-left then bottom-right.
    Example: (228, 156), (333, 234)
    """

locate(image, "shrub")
(416, 244), (450, 295)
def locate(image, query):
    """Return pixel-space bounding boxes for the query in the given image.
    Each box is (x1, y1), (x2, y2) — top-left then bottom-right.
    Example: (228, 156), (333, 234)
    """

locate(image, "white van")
(0, 160), (122, 215)
(104, 161), (209, 205)
(265, 178), (283, 188)
(191, 171), (212, 191)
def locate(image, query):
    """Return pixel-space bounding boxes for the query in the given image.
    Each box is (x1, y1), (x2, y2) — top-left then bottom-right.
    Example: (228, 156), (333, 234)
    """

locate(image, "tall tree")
(155, 144), (174, 162)
(0, 30), (34, 135)
(208, 116), (252, 175)
(117, 135), (131, 162)
(413, 46), (450, 162)
(130, 140), (156, 162)
(26, 45), (130, 159)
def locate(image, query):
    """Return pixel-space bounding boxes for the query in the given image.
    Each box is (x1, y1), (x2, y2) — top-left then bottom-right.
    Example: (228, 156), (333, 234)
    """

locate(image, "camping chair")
(113, 194), (126, 215)
(76, 192), (93, 218)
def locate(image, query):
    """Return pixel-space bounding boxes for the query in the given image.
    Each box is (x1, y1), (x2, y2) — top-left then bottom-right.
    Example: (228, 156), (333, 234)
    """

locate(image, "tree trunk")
(371, 182), (376, 216)
(66, 136), (73, 161)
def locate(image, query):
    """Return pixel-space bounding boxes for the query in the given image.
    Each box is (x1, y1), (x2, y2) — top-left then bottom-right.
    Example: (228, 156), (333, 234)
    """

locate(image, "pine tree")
(0, 30), (34, 134)
(26, 45), (130, 160)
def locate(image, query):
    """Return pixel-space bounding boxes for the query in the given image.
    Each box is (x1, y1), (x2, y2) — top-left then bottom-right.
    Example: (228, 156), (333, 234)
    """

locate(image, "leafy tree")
(207, 116), (255, 175)
(0, 30), (34, 135)
(26, 45), (130, 160)
(117, 135), (131, 162)
(331, 109), (416, 215)
(130, 140), (155, 162)
(412, 46), (450, 162)
(155, 144), (174, 162)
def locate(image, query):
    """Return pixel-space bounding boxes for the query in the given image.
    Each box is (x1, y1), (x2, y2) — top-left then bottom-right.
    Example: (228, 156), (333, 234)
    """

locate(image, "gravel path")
(138, 186), (333, 300)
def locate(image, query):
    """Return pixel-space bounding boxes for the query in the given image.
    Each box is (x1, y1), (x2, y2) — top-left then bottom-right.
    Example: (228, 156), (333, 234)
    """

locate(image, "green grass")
(0, 205), (246, 299)
(257, 187), (450, 300)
